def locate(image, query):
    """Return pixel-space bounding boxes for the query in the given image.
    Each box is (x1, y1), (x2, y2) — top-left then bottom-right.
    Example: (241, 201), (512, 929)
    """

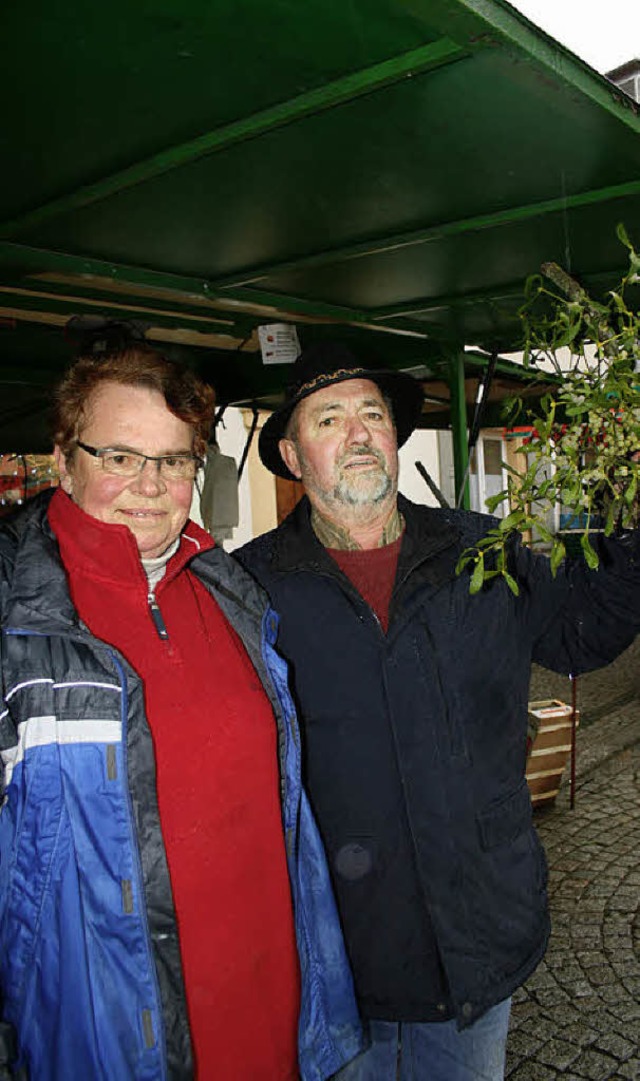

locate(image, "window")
(469, 432), (508, 518)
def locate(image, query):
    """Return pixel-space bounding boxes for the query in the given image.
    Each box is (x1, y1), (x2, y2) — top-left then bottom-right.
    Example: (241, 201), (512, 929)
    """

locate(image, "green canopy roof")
(1, 0), (639, 450)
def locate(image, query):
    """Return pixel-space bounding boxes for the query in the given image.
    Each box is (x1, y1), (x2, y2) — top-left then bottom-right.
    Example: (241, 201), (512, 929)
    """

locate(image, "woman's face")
(54, 381), (196, 559)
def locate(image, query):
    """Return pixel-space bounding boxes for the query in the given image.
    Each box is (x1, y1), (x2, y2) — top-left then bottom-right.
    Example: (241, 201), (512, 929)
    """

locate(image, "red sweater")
(49, 491), (299, 1079)
(329, 535), (403, 632)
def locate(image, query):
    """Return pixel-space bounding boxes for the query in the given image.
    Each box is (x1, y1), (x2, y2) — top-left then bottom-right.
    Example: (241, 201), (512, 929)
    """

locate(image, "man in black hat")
(236, 340), (640, 1080)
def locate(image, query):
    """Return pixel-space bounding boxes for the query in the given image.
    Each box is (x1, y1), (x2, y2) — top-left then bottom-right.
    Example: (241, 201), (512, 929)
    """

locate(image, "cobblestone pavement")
(506, 653), (640, 1080)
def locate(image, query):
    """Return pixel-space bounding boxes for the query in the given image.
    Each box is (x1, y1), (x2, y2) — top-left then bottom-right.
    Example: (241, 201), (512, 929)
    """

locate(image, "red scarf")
(49, 490), (299, 1079)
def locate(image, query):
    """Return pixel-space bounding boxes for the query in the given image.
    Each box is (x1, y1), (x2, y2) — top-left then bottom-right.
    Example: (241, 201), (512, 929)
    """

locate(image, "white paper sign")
(258, 323), (300, 365)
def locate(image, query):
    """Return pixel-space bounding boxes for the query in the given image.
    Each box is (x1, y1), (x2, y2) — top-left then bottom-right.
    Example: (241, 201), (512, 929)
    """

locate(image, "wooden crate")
(526, 699), (579, 807)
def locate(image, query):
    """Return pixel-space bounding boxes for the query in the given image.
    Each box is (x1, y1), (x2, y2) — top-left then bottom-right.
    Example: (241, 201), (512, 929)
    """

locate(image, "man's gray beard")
(296, 443), (396, 509)
(332, 461), (393, 507)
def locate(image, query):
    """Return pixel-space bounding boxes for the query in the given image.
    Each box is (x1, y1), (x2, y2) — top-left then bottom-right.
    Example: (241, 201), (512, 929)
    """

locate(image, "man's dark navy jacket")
(237, 495), (640, 1028)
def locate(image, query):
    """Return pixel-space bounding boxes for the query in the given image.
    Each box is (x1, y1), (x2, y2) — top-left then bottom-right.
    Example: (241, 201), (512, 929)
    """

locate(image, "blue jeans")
(331, 998), (511, 1081)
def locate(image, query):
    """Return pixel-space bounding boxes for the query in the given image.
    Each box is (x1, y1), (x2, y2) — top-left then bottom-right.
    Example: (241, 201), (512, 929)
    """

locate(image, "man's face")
(55, 381), (195, 559)
(279, 378), (399, 515)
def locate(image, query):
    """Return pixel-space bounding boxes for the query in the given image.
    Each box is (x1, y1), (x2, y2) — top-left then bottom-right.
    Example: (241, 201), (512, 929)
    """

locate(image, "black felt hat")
(259, 340), (424, 480)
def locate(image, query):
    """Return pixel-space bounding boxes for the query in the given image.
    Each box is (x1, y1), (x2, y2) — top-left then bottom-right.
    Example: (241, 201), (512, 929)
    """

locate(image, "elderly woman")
(0, 346), (361, 1081)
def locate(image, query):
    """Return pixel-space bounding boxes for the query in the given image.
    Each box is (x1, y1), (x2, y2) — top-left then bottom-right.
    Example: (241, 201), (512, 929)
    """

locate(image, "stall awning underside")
(2, 0), (639, 447)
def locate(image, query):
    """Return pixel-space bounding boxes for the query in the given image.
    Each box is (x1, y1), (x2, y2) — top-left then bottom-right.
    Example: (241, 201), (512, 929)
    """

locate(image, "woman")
(0, 345), (361, 1080)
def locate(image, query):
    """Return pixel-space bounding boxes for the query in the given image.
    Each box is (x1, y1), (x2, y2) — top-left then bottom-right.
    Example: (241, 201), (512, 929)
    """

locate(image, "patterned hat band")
(294, 367), (367, 397)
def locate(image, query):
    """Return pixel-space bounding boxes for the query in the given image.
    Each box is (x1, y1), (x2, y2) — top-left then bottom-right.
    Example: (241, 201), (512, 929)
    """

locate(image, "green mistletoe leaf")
(470, 556), (485, 594)
(550, 539), (566, 576)
(580, 532), (600, 570)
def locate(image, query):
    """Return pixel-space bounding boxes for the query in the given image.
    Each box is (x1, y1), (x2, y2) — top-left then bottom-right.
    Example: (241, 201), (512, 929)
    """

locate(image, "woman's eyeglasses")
(75, 441), (203, 480)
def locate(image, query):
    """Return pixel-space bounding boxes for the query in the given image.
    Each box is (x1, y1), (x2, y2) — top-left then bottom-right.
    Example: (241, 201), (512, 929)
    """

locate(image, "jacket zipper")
(147, 591), (169, 640)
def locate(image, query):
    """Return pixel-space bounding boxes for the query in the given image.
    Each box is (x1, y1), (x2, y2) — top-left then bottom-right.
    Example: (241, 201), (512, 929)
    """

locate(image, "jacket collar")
(271, 496), (336, 576)
(271, 494), (461, 589)
(395, 495), (462, 589)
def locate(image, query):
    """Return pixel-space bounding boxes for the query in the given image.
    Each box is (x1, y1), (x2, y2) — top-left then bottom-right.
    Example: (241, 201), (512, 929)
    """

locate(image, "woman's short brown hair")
(53, 346), (216, 458)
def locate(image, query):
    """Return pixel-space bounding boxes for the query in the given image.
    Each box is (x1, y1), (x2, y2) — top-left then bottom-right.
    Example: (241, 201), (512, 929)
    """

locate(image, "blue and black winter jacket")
(0, 493), (363, 1080)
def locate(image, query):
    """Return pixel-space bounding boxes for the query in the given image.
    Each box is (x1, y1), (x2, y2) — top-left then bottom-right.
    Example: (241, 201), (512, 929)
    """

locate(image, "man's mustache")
(338, 446), (387, 469)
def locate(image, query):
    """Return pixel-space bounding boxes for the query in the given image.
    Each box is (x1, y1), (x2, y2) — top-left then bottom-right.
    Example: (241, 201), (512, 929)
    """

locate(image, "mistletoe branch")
(457, 226), (640, 595)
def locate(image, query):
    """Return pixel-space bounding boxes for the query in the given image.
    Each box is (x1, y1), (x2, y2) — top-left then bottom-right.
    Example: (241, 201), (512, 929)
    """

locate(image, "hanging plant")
(457, 224), (640, 595)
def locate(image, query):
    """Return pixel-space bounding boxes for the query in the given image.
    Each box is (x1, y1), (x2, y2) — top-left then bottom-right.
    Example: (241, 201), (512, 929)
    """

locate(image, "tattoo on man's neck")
(311, 505), (404, 550)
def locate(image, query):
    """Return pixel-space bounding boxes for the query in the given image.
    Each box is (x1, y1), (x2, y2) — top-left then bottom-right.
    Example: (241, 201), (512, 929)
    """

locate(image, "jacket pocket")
(476, 779), (533, 850)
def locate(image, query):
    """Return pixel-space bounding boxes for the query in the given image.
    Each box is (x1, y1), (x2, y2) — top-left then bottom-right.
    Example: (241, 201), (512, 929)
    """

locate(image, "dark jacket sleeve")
(512, 529), (640, 675)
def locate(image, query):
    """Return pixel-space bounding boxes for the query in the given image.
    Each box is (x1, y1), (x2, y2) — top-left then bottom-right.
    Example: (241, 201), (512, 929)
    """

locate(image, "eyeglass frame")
(74, 440), (203, 479)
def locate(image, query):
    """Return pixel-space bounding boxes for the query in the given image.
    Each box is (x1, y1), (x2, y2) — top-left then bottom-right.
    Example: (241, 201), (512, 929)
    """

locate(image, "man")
(237, 340), (640, 1080)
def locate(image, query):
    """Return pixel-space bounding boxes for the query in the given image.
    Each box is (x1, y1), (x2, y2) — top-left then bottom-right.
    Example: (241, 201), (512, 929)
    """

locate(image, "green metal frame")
(0, 39), (467, 240)
(1, 0), (640, 493)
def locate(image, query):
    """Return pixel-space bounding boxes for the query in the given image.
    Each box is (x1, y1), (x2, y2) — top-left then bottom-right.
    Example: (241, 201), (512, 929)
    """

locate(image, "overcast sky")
(509, 0), (640, 74)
